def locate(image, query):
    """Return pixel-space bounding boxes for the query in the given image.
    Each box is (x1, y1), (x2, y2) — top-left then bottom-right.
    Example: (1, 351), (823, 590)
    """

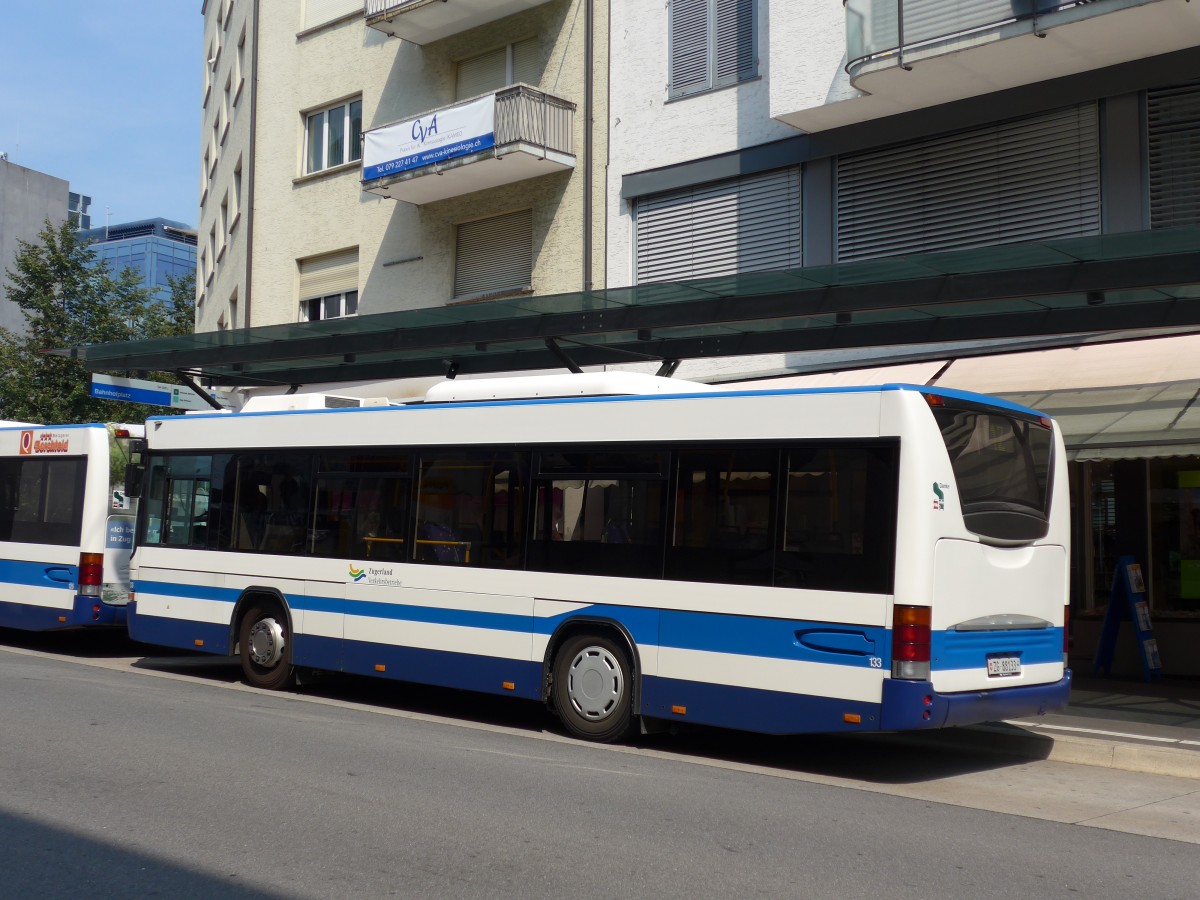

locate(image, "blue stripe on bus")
(151, 382), (1048, 423)
(136, 580), (888, 665)
(932, 627), (1064, 670)
(135, 580), (233, 603)
(879, 671), (1072, 730)
(0, 422), (106, 432)
(132, 578), (1062, 677)
(127, 599), (1071, 735)
(641, 675), (881, 734)
(333, 638), (543, 701)
(127, 603), (232, 654)
(0, 596), (126, 631)
(0, 558), (78, 588)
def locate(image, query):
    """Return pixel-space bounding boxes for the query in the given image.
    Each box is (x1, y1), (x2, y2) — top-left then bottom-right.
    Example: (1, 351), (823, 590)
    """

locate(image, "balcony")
(365, 0), (554, 44)
(362, 85), (575, 205)
(781, 0), (1200, 132)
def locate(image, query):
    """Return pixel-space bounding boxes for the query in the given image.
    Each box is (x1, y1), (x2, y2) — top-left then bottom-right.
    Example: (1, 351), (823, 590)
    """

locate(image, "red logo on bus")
(19, 431), (69, 455)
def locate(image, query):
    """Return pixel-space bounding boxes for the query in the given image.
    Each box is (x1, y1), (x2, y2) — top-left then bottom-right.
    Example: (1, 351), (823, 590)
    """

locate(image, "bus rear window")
(930, 401), (1053, 544)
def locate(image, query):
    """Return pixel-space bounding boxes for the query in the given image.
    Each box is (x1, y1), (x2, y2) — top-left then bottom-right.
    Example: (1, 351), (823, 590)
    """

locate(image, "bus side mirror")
(124, 463), (145, 499)
(124, 441), (148, 499)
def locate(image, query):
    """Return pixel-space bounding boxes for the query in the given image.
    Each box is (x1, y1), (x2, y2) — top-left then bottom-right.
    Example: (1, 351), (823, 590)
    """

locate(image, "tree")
(0, 220), (196, 424)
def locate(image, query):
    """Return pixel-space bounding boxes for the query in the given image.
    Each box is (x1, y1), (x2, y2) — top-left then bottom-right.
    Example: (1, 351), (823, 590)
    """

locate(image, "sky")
(0, 2), (201, 228)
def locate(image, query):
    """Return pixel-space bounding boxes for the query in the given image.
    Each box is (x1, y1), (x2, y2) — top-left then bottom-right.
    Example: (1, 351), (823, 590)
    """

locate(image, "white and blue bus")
(125, 374), (1070, 741)
(0, 422), (137, 631)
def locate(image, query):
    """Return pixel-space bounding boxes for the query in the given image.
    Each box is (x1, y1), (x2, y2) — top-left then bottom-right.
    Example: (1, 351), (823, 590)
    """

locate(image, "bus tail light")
(892, 605), (931, 681)
(78, 552), (103, 597)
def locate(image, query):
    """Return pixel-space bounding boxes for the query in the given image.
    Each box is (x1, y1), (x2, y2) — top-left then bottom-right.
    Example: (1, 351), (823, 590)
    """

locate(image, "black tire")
(239, 602), (293, 690)
(552, 633), (635, 742)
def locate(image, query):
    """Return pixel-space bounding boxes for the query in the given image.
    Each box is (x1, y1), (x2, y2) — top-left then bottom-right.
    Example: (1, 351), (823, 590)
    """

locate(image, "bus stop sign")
(90, 374), (227, 411)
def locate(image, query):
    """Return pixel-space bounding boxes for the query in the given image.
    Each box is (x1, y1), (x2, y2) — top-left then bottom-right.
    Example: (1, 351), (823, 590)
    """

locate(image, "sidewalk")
(931, 672), (1200, 779)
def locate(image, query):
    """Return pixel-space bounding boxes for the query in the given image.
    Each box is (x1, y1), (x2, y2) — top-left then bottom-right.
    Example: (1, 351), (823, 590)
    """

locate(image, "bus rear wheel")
(239, 602), (293, 691)
(552, 634), (634, 743)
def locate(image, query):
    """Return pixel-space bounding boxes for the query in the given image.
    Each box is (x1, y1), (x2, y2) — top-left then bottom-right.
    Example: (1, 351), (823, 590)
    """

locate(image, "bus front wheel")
(552, 634), (634, 743)
(239, 602), (293, 691)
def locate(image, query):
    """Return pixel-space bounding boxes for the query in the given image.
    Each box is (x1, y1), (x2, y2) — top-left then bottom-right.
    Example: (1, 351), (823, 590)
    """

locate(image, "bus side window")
(413, 452), (526, 568)
(776, 444), (898, 593)
(665, 448), (776, 587)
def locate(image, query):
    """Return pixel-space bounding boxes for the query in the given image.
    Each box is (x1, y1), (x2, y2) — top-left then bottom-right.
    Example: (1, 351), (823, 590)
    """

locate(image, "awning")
(735, 336), (1200, 461)
(938, 335), (1200, 460)
(59, 225), (1200, 389)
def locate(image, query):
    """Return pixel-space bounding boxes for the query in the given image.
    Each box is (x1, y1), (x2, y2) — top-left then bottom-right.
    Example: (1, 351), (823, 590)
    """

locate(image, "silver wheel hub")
(566, 646), (624, 720)
(248, 617), (285, 667)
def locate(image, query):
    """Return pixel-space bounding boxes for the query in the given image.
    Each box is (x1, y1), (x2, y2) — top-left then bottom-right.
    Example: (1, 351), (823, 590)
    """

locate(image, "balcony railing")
(846, 0), (1140, 74)
(494, 84), (574, 153)
(365, 0), (555, 44)
(362, 85), (576, 205)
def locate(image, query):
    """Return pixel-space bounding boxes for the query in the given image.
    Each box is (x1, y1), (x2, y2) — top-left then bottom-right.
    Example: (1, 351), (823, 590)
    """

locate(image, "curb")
(892, 722), (1200, 780)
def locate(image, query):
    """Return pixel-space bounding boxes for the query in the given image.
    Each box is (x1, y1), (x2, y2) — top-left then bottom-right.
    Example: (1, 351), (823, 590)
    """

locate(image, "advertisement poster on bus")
(362, 94), (496, 182)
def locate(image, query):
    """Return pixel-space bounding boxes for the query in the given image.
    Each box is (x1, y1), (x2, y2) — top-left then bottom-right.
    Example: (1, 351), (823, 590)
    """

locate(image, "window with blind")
(456, 38), (540, 100)
(454, 210), (533, 299)
(298, 248), (359, 322)
(302, 0), (359, 31)
(836, 104), (1101, 262)
(634, 167), (801, 284)
(1148, 81), (1200, 230)
(669, 0), (756, 99)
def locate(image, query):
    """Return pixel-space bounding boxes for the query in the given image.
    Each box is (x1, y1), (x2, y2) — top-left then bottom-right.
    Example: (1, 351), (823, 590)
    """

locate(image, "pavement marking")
(1009, 720), (1192, 745)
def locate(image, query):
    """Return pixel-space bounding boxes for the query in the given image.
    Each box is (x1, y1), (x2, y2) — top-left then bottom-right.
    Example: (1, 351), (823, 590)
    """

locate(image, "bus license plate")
(987, 655), (1021, 677)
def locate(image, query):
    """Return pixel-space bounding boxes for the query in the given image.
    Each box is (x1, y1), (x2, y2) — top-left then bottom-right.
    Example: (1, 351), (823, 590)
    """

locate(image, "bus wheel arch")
(544, 619), (639, 743)
(233, 589), (294, 691)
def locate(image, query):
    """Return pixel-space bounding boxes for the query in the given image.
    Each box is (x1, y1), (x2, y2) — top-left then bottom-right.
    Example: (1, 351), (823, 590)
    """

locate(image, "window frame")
(299, 290), (358, 323)
(303, 97), (363, 175)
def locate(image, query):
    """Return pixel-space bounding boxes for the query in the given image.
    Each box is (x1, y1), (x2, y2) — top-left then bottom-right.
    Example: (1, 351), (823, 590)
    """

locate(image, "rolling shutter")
(298, 248), (358, 300)
(512, 37), (540, 86)
(635, 167), (801, 284)
(455, 209), (533, 298)
(457, 46), (507, 99)
(836, 104), (1100, 262)
(902, 0), (1015, 44)
(1148, 81), (1200, 229)
(302, 0), (358, 31)
(458, 38), (539, 99)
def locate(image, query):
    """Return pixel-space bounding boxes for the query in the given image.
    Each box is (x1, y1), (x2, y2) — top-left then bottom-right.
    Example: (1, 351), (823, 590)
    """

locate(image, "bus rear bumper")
(71, 594), (128, 627)
(879, 669), (1072, 731)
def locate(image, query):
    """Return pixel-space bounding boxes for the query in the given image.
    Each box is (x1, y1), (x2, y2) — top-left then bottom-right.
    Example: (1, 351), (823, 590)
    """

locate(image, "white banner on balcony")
(363, 95), (496, 182)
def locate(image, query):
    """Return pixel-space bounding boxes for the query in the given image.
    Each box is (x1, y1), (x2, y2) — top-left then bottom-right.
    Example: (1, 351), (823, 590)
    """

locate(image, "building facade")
(80, 218), (198, 304)
(0, 158), (72, 334)
(197, 0), (607, 333)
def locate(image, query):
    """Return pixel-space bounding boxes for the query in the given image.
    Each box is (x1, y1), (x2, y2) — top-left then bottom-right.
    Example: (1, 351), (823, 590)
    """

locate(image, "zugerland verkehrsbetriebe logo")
(348, 563), (402, 587)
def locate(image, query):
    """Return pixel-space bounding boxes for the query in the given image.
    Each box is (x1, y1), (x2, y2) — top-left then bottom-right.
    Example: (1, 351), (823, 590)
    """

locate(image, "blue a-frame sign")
(1093, 556), (1162, 682)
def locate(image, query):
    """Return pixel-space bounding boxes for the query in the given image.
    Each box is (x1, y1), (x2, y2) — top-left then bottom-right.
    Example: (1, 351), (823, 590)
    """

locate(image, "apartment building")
(197, 0), (607, 333)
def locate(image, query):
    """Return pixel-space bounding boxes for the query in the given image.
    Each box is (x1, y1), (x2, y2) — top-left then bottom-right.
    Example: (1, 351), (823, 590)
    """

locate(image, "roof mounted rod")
(545, 338), (583, 374)
(174, 371), (226, 411)
(656, 359), (681, 378)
